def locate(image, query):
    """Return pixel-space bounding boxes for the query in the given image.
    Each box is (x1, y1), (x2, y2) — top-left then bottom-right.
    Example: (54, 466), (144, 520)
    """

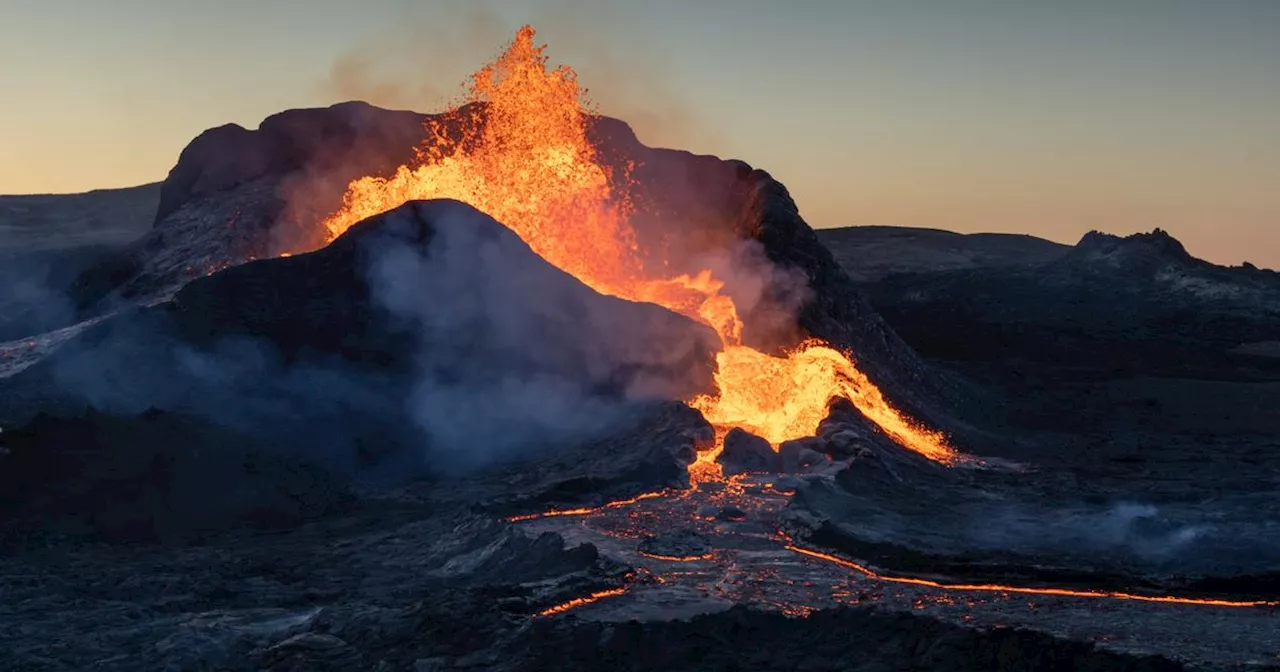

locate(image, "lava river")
(507, 474), (1279, 665)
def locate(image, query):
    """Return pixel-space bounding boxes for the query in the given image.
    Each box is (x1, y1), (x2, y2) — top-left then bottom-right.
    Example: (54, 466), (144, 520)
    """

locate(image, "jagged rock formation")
(1063, 228), (1195, 271)
(717, 427), (776, 475)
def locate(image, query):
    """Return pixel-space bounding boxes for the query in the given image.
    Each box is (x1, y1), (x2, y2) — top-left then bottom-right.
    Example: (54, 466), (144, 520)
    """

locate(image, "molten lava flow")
(536, 587), (629, 617)
(505, 491), (670, 522)
(784, 540), (1280, 609)
(691, 340), (953, 462)
(320, 25), (958, 467)
(638, 551), (716, 562)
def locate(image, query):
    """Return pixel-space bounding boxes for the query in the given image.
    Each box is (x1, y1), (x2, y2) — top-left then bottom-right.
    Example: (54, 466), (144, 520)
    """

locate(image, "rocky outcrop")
(718, 428), (776, 475)
(1063, 228), (1195, 272)
(69, 102), (436, 312)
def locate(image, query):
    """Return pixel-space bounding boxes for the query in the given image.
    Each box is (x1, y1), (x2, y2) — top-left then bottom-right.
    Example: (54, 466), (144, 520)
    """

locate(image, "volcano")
(2, 24), (1279, 672)
(62, 28), (959, 468)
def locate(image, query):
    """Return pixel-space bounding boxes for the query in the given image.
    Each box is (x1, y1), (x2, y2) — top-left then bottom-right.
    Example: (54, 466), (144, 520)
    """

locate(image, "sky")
(1, 0), (1277, 267)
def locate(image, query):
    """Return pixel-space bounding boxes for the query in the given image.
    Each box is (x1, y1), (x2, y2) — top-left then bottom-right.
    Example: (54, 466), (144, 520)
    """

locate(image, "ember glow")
(320, 25), (956, 466)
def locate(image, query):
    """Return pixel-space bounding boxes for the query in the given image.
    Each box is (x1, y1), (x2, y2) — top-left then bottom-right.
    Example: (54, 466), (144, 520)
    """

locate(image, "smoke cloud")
(0, 252), (76, 343)
(362, 200), (709, 473)
(35, 315), (407, 474)
(969, 501), (1213, 564)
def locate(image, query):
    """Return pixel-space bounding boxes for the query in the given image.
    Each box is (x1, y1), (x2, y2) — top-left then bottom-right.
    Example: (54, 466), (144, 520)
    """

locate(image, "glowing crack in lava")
(320, 26), (956, 467)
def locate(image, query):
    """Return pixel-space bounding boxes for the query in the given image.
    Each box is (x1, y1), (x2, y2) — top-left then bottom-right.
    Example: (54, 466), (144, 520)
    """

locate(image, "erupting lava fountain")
(319, 26), (958, 474)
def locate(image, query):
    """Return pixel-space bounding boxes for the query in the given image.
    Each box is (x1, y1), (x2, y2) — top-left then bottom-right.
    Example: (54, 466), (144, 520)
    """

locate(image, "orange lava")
(319, 25), (958, 465)
(638, 551), (716, 562)
(536, 587), (629, 617)
(505, 490), (670, 522)
(785, 542), (1280, 609)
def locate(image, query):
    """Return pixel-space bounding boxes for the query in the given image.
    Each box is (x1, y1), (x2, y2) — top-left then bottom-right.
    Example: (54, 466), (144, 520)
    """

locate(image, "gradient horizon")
(1, 0), (1277, 267)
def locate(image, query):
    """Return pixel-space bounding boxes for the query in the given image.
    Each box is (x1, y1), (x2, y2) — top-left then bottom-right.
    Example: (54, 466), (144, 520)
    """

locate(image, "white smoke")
(971, 500), (1212, 563)
(363, 200), (710, 472)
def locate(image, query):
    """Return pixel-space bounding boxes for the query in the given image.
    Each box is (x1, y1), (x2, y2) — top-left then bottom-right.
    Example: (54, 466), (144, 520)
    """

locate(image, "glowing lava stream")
(318, 25), (959, 469)
(505, 491), (670, 522)
(536, 587), (630, 617)
(783, 541), (1280, 609)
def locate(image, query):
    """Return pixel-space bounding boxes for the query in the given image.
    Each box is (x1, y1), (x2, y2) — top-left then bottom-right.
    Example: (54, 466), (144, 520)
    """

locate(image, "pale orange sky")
(1, 1), (1277, 267)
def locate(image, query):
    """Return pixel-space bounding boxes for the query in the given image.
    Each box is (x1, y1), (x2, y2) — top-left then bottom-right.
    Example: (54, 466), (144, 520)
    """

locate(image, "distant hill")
(0, 184), (160, 341)
(0, 184), (160, 254)
(815, 225), (1070, 281)
(834, 225), (1280, 380)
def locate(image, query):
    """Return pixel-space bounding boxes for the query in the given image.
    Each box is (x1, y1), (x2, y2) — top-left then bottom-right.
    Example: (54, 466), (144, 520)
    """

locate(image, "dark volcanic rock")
(68, 101), (436, 312)
(0, 408), (352, 543)
(780, 431), (1280, 597)
(777, 437), (828, 472)
(715, 506), (748, 522)
(258, 633), (364, 672)
(816, 398), (874, 458)
(638, 530), (712, 559)
(718, 427), (776, 475)
(1063, 228), (1195, 273)
(154, 102), (430, 228)
(509, 605), (1183, 672)
(486, 401), (710, 515)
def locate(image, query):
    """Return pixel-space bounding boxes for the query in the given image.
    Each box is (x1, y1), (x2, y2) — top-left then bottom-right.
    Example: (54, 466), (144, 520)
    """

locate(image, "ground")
(3, 178), (1279, 670)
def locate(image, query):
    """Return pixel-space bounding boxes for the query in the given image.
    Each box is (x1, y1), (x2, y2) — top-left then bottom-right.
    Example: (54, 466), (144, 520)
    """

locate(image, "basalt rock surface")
(717, 427), (777, 475)
(780, 435), (1280, 598)
(0, 408), (353, 545)
(504, 606), (1183, 672)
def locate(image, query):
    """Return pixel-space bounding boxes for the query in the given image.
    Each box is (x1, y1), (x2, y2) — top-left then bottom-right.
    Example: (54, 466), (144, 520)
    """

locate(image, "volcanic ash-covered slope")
(0, 201), (718, 486)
